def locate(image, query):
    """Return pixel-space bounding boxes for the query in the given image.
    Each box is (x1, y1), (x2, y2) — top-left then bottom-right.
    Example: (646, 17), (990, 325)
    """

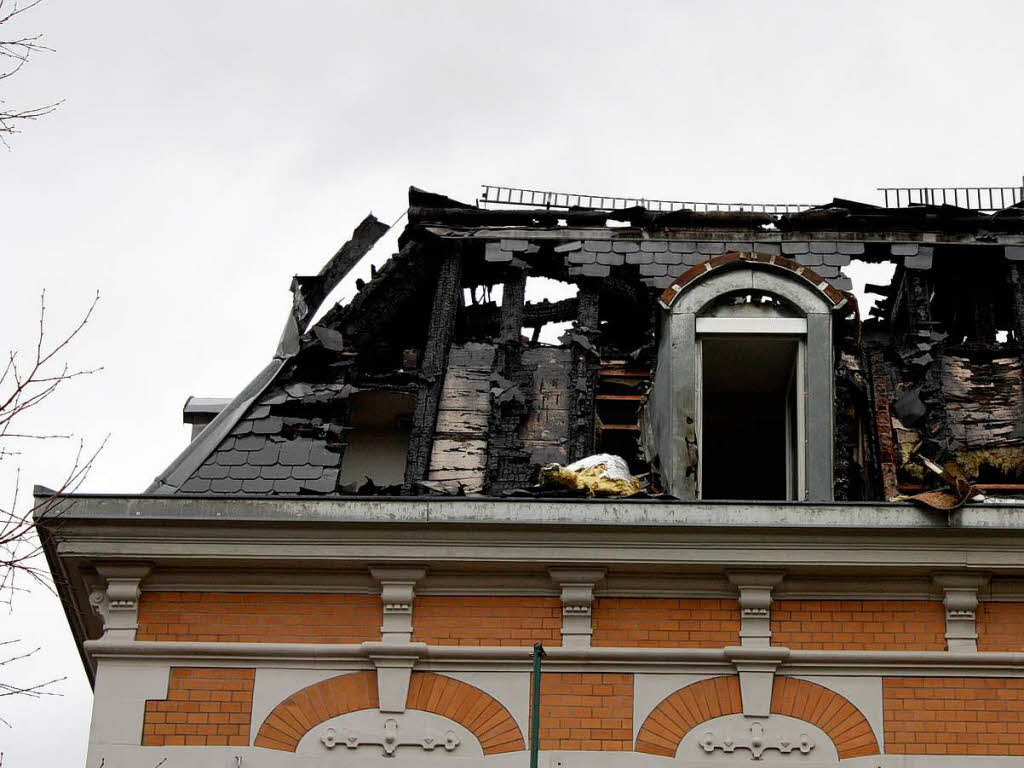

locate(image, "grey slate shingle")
(581, 264), (610, 277)
(612, 241), (639, 254)
(241, 478), (275, 493)
(279, 439), (312, 466)
(234, 435), (266, 451)
(754, 243), (782, 255)
(831, 276), (853, 291)
(683, 253), (706, 266)
(228, 464), (261, 480)
(583, 240), (612, 253)
(596, 252), (625, 266)
(697, 242), (726, 255)
(211, 477), (243, 493)
(795, 253), (824, 267)
(214, 450), (248, 466)
(272, 478), (301, 494)
(291, 464), (325, 480)
(654, 252), (684, 266)
(668, 241), (696, 253)
(625, 251), (653, 265)
(197, 463), (230, 480)
(824, 253), (852, 267)
(260, 464), (292, 480)
(641, 241), (668, 253)
(252, 416), (283, 435)
(309, 445), (341, 467)
(838, 242), (865, 255)
(180, 477), (211, 493)
(567, 251), (595, 265)
(810, 241), (838, 254)
(782, 242), (809, 255)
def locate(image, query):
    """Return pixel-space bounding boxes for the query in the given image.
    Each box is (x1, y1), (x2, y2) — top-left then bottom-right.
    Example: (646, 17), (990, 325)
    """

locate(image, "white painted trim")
(695, 317), (807, 334)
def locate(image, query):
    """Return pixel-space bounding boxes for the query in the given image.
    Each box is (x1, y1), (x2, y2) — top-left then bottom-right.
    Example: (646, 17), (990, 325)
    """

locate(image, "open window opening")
(338, 391), (414, 488)
(697, 291), (805, 501)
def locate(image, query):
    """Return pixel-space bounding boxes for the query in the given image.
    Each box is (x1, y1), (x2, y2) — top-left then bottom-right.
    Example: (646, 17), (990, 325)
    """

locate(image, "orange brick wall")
(884, 677), (1024, 756)
(142, 668), (254, 746)
(538, 673), (633, 751)
(977, 603), (1024, 652)
(591, 598), (740, 648)
(136, 592), (381, 643)
(771, 599), (945, 650)
(411, 596), (561, 646)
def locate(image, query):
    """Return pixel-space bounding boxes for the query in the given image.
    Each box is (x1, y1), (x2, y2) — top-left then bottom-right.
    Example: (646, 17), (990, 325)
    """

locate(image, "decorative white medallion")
(321, 718), (460, 757)
(699, 721), (814, 760)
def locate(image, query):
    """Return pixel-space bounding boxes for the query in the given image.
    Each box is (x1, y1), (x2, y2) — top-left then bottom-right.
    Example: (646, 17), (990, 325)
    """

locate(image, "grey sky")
(1, 0), (1022, 763)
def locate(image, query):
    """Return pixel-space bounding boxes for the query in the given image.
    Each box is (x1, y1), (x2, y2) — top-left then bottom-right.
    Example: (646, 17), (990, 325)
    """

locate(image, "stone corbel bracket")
(368, 567), (427, 713)
(549, 568), (606, 648)
(88, 564), (152, 642)
(727, 571), (784, 649)
(724, 646), (790, 718)
(933, 572), (990, 652)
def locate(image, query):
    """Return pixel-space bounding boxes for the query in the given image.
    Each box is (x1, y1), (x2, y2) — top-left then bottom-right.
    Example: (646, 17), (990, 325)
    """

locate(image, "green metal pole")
(529, 642), (545, 768)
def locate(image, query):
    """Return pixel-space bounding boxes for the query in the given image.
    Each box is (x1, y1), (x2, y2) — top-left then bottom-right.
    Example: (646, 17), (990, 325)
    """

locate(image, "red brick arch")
(659, 251), (848, 310)
(253, 671), (524, 755)
(635, 676), (742, 756)
(771, 677), (879, 759)
(635, 675), (879, 760)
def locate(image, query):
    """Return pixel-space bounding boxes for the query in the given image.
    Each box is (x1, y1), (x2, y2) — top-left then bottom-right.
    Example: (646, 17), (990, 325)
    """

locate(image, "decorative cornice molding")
(549, 568), (605, 648)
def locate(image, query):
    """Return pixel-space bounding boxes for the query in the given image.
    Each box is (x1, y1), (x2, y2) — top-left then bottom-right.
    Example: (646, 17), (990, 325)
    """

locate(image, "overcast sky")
(2, 1), (1023, 763)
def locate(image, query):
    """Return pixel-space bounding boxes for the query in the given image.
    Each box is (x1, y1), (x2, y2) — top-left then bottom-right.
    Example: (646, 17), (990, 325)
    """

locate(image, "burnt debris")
(155, 186), (1024, 504)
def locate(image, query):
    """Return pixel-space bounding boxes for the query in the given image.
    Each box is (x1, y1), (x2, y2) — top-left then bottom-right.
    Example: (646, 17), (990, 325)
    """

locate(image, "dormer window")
(644, 252), (841, 502)
(698, 292), (806, 500)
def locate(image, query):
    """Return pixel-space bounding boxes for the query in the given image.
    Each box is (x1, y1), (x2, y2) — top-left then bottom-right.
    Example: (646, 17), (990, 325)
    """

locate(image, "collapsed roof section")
(149, 186), (1024, 504)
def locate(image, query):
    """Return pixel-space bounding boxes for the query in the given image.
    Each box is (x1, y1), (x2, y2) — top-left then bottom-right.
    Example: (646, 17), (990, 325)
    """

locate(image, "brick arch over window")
(658, 251), (848, 311)
(635, 676), (742, 756)
(254, 671), (378, 751)
(407, 672), (525, 754)
(253, 671), (525, 755)
(771, 677), (879, 759)
(635, 676), (879, 760)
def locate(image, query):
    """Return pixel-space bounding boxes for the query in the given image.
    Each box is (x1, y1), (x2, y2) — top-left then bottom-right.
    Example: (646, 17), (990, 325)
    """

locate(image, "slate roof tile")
(641, 241), (668, 253)
(248, 444), (281, 466)
(625, 251), (653, 265)
(241, 478), (275, 493)
(272, 478), (301, 494)
(260, 464), (292, 480)
(291, 464), (325, 480)
(580, 264), (610, 277)
(583, 240), (612, 253)
(782, 242), (809, 255)
(654, 252), (683, 265)
(228, 464), (261, 479)
(612, 241), (639, 253)
(754, 243), (782, 255)
(252, 416), (283, 434)
(211, 478), (243, 493)
(668, 241), (696, 253)
(279, 439), (312, 466)
(596, 252), (625, 266)
(196, 463), (230, 480)
(214, 450), (248, 466)
(824, 253), (852, 266)
(837, 242), (865, 255)
(810, 241), (838, 254)
(796, 253), (824, 267)
(233, 435), (266, 451)
(309, 445), (341, 467)
(180, 477), (211, 493)
(697, 242), (726, 255)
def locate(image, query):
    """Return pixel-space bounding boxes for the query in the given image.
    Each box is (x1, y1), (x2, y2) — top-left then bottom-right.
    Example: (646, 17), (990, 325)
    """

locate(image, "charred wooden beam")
(484, 269), (534, 493)
(568, 281), (601, 462)
(403, 244), (464, 489)
(1009, 261), (1024, 346)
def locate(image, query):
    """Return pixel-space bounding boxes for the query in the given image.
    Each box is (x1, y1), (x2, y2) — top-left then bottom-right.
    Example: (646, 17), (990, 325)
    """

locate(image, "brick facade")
(538, 673), (633, 751)
(142, 667), (254, 747)
(977, 602), (1024, 652)
(771, 599), (945, 650)
(136, 591), (381, 643)
(591, 598), (741, 647)
(884, 677), (1024, 756)
(408, 672), (525, 754)
(411, 596), (561, 646)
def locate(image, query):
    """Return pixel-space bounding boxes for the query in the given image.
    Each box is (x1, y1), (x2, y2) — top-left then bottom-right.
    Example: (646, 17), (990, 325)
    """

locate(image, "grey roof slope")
(146, 213), (390, 495)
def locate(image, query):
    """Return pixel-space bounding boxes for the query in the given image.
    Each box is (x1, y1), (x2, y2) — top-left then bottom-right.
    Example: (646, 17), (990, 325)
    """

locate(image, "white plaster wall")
(676, 713), (838, 766)
(295, 708), (483, 760)
(86, 659), (172, 764)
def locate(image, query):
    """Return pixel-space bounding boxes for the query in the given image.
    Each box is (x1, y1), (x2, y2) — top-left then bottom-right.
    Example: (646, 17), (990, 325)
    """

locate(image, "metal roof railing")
(477, 184), (814, 215)
(877, 180), (1024, 213)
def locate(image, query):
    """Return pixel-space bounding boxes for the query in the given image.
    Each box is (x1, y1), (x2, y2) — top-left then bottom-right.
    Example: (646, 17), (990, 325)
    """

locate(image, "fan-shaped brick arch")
(635, 675), (879, 760)
(253, 671), (525, 755)
(407, 672), (525, 754)
(254, 671), (378, 751)
(659, 251), (847, 310)
(771, 677), (879, 759)
(635, 676), (742, 756)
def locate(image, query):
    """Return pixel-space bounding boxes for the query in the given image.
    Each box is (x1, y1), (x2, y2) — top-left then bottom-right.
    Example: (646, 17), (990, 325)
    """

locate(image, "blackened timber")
(403, 245), (464, 489)
(1009, 261), (1024, 347)
(484, 269), (533, 493)
(568, 282), (601, 462)
(288, 214), (389, 338)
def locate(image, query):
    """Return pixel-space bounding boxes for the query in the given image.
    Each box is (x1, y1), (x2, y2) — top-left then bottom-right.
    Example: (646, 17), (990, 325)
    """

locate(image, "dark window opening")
(700, 336), (801, 501)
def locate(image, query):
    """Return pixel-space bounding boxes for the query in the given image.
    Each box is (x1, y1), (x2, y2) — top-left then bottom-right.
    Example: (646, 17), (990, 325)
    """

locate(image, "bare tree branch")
(0, 290), (102, 725)
(0, 0), (60, 146)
